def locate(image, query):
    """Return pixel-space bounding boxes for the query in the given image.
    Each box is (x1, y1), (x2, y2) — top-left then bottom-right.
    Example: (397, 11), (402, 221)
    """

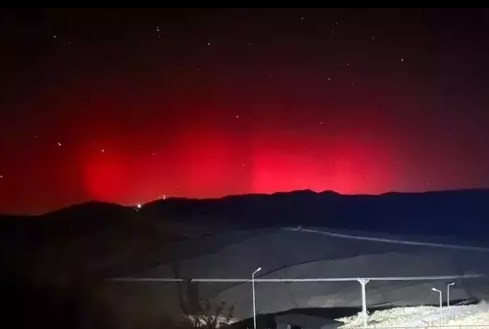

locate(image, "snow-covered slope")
(104, 227), (489, 329)
(337, 302), (489, 328)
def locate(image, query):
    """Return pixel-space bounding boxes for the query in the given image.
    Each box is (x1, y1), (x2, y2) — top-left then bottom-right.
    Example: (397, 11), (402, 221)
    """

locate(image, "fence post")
(357, 278), (369, 328)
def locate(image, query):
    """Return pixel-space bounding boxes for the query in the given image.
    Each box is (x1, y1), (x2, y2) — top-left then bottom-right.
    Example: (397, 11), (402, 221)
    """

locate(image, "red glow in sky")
(2, 8), (489, 214)
(83, 149), (129, 202)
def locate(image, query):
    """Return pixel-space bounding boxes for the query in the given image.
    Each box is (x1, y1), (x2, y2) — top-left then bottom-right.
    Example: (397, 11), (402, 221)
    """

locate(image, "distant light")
(57, 142), (62, 146)
(236, 115), (239, 119)
(137, 204), (142, 209)
(101, 149), (105, 153)
(301, 16), (304, 20)
(0, 175), (3, 179)
(401, 58), (405, 62)
(53, 35), (57, 39)
(207, 42), (211, 46)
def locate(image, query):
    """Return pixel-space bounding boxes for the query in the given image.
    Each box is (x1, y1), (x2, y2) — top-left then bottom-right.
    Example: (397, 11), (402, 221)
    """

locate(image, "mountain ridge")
(4, 188), (489, 217)
(3, 188), (489, 240)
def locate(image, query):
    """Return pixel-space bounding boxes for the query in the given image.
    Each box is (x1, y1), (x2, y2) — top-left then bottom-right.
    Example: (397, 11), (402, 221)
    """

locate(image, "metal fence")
(111, 274), (486, 327)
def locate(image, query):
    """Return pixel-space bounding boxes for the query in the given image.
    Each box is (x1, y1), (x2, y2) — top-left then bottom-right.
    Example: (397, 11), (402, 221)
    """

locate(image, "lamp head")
(448, 282), (455, 286)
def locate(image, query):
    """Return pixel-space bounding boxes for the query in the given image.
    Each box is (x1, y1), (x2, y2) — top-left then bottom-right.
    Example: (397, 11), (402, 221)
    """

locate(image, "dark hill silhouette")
(2, 188), (488, 280)
(2, 189), (489, 329)
(140, 189), (489, 242)
(2, 189), (489, 259)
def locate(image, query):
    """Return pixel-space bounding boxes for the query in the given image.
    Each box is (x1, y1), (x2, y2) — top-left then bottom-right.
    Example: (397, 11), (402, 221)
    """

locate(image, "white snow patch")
(336, 302), (489, 328)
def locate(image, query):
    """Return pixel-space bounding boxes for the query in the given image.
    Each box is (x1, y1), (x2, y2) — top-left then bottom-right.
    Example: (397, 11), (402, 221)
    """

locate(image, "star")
(207, 42), (211, 46)
(53, 35), (57, 39)
(236, 115), (239, 119)
(101, 149), (105, 153)
(301, 17), (304, 20)
(328, 77), (331, 81)
(401, 58), (405, 62)
(0, 175), (3, 179)
(57, 142), (62, 146)
(320, 121), (323, 125)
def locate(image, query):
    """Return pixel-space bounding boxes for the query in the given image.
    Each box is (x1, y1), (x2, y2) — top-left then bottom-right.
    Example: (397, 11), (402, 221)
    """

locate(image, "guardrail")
(111, 274), (486, 328)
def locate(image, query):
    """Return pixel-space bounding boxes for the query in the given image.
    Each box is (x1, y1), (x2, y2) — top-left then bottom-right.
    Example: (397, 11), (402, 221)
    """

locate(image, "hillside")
(140, 189), (489, 241)
(2, 189), (489, 329)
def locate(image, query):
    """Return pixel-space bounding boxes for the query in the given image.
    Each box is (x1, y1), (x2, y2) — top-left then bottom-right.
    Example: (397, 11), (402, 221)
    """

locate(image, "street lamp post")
(252, 267), (262, 329)
(447, 282), (455, 307)
(432, 287), (443, 326)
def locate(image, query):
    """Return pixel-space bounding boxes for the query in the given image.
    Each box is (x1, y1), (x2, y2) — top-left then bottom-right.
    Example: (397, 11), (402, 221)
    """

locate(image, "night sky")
(2, 8), (489, 214)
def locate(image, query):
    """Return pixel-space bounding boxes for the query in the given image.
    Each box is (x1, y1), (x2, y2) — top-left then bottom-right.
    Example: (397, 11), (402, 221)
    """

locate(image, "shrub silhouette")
(181, 299), (235, 329)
